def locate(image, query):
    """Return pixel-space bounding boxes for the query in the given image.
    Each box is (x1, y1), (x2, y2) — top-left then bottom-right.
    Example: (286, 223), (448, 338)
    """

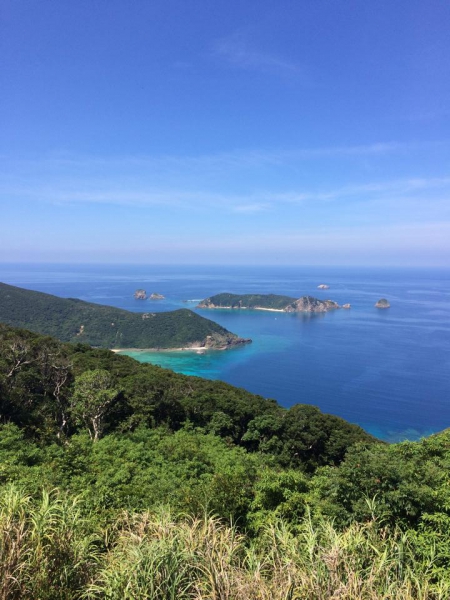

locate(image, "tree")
(71, 370), (119, 441)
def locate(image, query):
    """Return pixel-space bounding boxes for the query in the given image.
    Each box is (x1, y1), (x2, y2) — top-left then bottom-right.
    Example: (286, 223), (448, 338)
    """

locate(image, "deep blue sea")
(1, 263), (450, 442)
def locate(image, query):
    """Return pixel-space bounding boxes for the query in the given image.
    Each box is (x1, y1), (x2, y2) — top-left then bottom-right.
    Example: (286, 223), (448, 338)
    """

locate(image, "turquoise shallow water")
(1, 263), (450, 442)
(124, 329), (292, 379)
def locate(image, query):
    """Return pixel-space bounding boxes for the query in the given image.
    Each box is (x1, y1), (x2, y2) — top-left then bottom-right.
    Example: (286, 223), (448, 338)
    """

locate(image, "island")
(0, 282), (250, 350)
(317, 284), (330, 289)
(375, 298), (390, 309)
(197, 293), (342, 313)
(149, 292), (165, 300)
(134, 289), (147, 300)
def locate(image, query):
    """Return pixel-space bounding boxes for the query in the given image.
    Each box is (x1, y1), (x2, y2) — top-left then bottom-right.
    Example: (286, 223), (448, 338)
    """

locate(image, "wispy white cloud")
(2, 176), (450, 219)
(212, 33), (304, 77)
(4, 220), (450, 266)
(2, 139), (443, 177)
(399, 108), (450, 123)
(231, 202), (270, 213)
(1, 142), (449, 241)
(196, 221), (450, 249)
(273, 177), (450, 204)
(165, 221), (450, 265)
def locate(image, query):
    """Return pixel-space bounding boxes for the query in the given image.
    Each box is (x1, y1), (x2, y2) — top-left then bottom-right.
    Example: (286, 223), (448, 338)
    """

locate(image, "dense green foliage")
(0, 323), (372, 467)
(0, 282), (244, 348)
(198, 292), (297, 309)
(1, 322), (450, 597)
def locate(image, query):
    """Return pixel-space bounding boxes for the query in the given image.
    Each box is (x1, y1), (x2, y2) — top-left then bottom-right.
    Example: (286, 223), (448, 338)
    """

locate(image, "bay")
(1, 263), (449, 442)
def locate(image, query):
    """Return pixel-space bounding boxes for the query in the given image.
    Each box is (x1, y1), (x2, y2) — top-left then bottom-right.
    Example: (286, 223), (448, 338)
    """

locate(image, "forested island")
(198, 292), (341, 312)
(0, 282), (249, 350)
(1, 321), (450, 597)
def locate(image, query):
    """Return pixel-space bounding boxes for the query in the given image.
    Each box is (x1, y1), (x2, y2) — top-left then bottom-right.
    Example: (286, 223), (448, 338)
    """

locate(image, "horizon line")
(0, 261), (449, 270)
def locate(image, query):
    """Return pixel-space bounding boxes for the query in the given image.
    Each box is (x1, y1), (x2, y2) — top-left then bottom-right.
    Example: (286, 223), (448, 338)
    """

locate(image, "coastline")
(200, 304), (338, 313)
(111, 344), (241, 354)
(199, 305), (285, 312)
(112, 347), (206, 353)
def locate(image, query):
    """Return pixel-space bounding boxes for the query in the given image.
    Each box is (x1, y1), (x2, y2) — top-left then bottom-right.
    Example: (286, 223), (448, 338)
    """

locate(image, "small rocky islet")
(133, 290), (165, 300)
(133, 289), (147, 299)
(375, 298), (390, 309)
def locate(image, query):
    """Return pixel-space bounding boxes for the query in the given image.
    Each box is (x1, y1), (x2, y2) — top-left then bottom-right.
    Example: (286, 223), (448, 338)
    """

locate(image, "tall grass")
(251, 513), (449, 600)
(1, 486), (448, 599)
(85, 510), (247, 600)
(0, 485), (98, 600)
(87, 510), (449, 600)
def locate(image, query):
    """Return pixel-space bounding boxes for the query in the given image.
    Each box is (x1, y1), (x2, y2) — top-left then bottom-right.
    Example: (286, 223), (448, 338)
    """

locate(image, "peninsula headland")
(0, 282), (250, 350)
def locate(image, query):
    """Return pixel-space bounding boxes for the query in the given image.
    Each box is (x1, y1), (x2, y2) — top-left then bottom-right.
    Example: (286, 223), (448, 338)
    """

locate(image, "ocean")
(1, 263), (449, 442)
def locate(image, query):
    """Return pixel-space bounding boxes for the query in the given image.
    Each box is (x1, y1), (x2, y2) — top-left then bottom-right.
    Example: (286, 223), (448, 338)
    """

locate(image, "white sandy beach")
(112, 346), (221, 353)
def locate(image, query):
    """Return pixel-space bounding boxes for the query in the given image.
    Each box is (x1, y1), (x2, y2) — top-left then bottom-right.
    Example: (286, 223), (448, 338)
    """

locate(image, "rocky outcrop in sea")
(375, 298), (390, 309)
(285, 296), (340, 312)
(134, 289), (147, 300)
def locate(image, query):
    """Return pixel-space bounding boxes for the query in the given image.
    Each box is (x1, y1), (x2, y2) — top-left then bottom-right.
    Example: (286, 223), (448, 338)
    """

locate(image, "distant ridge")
(0, 282), (250, 350)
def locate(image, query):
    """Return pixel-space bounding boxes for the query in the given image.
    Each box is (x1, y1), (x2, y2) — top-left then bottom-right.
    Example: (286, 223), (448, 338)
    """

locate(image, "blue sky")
(1, 0), (450, 265)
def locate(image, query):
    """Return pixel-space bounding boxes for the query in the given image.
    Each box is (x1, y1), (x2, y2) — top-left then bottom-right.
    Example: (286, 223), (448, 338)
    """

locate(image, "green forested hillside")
(0, 282), (248, 349)
(1, 323), (450, 598)
(0, 323), (371, 465)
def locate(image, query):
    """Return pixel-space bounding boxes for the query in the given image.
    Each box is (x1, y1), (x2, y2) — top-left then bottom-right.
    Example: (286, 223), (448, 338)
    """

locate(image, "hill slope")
(0, 321), (376, 466)
(0, 282), (250, 349)
(2, 323), (450, 598)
